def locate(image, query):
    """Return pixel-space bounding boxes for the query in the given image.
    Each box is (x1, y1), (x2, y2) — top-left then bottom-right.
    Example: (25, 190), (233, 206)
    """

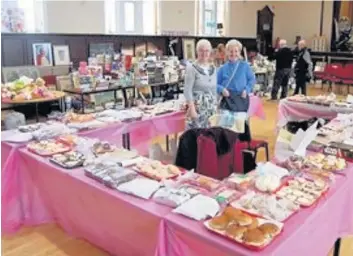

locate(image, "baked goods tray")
(147, 110), (174, 116)
(121, 116), (143, 123)
(133, 166), (183, 181)
(27, 143), (72, 157)
(49, 158), (85, 169)
(275, 178), (329, 208)
(204, 216), (283, 251)
(230, 201), (297, 223)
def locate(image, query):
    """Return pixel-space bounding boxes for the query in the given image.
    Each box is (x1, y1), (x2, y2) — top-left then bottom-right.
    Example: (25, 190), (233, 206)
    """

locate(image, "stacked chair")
(314, 63), (353, 93)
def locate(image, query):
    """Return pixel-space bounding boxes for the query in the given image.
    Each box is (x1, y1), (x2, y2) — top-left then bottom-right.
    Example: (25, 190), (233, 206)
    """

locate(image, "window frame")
(201, 0), (217, 36)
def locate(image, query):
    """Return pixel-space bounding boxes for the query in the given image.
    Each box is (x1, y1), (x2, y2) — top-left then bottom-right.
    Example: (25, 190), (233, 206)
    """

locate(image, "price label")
(323, 146), (343, 157)
(323, 146), (338, 156)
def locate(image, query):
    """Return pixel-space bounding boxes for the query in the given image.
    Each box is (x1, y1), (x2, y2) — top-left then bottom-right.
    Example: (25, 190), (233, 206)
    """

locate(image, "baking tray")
(49, 158), (85, 169)
(204, 214), (283, 251)
(27, 142), (72, 157)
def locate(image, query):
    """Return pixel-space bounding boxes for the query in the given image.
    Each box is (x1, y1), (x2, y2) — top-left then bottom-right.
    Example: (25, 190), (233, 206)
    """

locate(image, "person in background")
(184, 39), (217, 129)
(294, 40), (313, 95)
(217, 40), (255, 132)
(271, 39), (293, 100)
(215, 43), (226, 66)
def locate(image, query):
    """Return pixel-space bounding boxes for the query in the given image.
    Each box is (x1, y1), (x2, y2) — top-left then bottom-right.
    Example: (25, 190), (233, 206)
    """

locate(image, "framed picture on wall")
(53, 45), (70, 65)
(182, 38), (196, 60)
(32, 43), (53, 66)
(89, 43), (114, 57)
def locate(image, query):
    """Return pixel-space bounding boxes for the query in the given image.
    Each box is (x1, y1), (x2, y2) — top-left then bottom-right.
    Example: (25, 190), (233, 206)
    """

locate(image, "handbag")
(218, 62), (250, 113)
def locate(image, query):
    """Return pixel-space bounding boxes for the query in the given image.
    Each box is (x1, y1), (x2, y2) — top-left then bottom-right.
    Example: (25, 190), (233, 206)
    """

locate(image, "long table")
(2, 145), (353, 256)
(277, 99), (353, 128)
(156, 165), (353, 256)
(2, 96), (267, 252)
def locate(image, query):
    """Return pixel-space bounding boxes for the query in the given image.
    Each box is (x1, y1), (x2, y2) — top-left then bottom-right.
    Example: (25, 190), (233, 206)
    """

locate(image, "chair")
(196, 134), (270, 179)
(336, 65), (353, 94)
(322, 63), (344, 92)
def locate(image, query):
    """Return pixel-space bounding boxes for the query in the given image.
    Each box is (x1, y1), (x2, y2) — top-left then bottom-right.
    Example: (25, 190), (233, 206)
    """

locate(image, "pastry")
(226, 224), (247, 239)
(209, 214), (229, 231)
(233, 213), (253, 226)
(247, 218), (259, 230)
(296, 196), (313, 206)
(258, 223), (279, 236)
(166, 165), (180, 175)
(223, 207), (242, 220)
(243, 228), (266, 246)
(150, 160), (162, 168)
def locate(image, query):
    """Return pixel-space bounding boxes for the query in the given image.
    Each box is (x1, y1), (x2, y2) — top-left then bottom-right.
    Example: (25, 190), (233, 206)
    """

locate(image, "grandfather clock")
(257, 5), (274, 57)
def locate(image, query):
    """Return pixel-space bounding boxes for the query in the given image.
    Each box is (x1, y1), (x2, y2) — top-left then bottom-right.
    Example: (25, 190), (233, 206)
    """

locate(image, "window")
(105, 0), (158, 35)
(124, 2), (135, 32)
(198, 0), (227, 36)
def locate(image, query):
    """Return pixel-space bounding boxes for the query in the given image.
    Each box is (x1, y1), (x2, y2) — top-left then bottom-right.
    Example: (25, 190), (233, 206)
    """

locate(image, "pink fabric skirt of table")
(81, 111), (186, 154)
(156, 165), (353, 256)
(249, 95), (266, 120)
(277, 99), (339, 128)
(4, 148), (171, 255)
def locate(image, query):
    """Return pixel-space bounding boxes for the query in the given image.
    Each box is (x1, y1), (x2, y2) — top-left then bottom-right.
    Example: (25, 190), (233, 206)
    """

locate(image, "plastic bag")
(3, 111), (26, 130)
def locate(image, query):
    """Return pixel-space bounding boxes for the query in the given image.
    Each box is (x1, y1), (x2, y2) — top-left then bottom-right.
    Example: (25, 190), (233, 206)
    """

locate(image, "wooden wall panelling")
(1, 33), (258, 68)
(2, 36), (26, 66)
(67, 36), (87, 67)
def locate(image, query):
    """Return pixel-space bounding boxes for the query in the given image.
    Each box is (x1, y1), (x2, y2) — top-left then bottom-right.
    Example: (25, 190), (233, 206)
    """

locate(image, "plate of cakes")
(204, 207), (283, 250)
(304, 153), (346, 172)
(50, 151), (85, 169)
(134, 159), (182, 181)
(27, 140), (72, 156)
(275, 177), (328, 207)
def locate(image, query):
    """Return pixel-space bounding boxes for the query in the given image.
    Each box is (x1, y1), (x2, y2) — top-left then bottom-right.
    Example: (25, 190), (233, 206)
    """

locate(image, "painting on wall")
(53, 45), (70, 65)
(182, 38), (196, 60)
(1, 7), (25, 32)
(32, 43), (53, 66)
(89, 43), (115, 57)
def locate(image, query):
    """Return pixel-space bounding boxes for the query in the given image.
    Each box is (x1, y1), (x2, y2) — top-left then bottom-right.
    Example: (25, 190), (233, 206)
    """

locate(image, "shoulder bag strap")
(218, 62), (240, 106)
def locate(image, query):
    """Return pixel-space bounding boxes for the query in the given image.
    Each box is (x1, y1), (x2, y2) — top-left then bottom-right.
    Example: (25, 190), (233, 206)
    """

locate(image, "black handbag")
(218, 61), (250, 113)
(220, 93), (250, 112)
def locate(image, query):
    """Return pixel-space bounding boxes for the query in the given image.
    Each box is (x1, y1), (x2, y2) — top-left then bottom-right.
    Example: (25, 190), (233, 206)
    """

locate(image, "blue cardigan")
(217, 60), (256, 95)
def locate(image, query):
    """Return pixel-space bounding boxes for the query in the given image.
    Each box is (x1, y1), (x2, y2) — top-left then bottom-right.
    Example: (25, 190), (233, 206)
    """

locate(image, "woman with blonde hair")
(217, 39), (255, 129)
(184, 39), (217, 129)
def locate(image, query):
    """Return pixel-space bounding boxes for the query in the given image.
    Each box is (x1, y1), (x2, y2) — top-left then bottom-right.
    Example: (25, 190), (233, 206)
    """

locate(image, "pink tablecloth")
(277, 99), (341, 128)
(156, 164), (353, 256)
(248, 95), (266, 120)
(4, 148), (171, 255)
(80, 96), (265, 151)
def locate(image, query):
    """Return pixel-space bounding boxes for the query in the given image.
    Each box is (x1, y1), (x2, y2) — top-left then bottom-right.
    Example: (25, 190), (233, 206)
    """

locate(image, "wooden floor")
(2, 86), (353, 256)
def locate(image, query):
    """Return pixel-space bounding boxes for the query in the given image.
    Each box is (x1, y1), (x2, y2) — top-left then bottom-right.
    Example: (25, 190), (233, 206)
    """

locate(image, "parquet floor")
(2, 86), (353, 256)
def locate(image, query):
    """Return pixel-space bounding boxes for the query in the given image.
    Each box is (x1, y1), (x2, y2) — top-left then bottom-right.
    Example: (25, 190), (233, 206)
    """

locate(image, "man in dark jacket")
(294, 40), (313, 95)
(271, 39), (293, 100)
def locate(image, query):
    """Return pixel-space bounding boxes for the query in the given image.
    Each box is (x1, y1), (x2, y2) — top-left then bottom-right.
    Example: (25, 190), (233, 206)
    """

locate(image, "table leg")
(166, 135), (170, 152)
(81, 94), (85, 114)
(122, 88), (128, 108)
(35, 103), (39, 123)
(127, 133), (131, 150)
(61, 98), (65, 112)
(114, 89), (118, 108)
(333, 238), (341, 256)
(122, 134), (127, 149)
